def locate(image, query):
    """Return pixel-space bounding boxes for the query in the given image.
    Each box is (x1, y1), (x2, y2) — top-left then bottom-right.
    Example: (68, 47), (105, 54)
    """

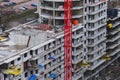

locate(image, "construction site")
(0, 0), (120, 80)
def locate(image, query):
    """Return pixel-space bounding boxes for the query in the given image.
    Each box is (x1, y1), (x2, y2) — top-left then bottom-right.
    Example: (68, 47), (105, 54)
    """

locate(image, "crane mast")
(64, 0), (72, 80)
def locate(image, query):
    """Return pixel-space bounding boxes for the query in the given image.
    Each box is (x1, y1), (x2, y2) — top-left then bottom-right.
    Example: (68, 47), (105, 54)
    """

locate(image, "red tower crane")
(64, 0), (72, 80)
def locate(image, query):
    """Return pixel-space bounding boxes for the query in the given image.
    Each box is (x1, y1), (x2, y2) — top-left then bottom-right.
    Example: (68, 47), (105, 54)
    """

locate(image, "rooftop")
(0, 19), (83, 65)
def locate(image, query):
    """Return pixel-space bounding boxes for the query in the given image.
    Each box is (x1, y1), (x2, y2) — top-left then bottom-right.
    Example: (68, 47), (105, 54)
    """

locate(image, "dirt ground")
(92, 59), (120, 80)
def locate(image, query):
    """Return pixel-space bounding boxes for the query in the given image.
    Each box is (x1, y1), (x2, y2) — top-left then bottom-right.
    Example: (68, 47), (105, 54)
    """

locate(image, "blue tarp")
(50, 73), (57, 79)
(48, 56), (56, 62)
(29, 75), (37, 80)
(38, 64), (43, 69)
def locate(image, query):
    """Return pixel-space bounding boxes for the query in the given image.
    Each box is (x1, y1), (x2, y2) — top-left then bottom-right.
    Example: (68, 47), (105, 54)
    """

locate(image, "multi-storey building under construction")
(0, 0), (120, 80)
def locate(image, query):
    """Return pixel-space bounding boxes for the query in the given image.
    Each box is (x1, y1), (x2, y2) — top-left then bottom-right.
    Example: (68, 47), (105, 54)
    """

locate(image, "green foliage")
(1, 9), (37, 24)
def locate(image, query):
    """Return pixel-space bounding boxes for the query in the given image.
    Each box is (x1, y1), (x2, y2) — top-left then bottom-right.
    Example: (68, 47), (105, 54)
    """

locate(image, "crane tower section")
(64, 0), (72, 80)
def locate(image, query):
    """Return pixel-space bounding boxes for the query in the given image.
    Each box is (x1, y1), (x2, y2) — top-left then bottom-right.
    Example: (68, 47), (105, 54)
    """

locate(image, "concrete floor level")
(0, 0), (120, 80)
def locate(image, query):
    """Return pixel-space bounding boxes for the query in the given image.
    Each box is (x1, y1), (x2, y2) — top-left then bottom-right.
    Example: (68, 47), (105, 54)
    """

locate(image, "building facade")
(84, 0), (107, 79)
(1, 0), (120, 80)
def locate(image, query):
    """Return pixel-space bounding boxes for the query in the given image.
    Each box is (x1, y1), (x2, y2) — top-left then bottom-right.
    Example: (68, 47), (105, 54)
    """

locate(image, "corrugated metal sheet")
(11, 33), (29, 46)
(28, 31), (47, 47)
(9, 29), (47, 47)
